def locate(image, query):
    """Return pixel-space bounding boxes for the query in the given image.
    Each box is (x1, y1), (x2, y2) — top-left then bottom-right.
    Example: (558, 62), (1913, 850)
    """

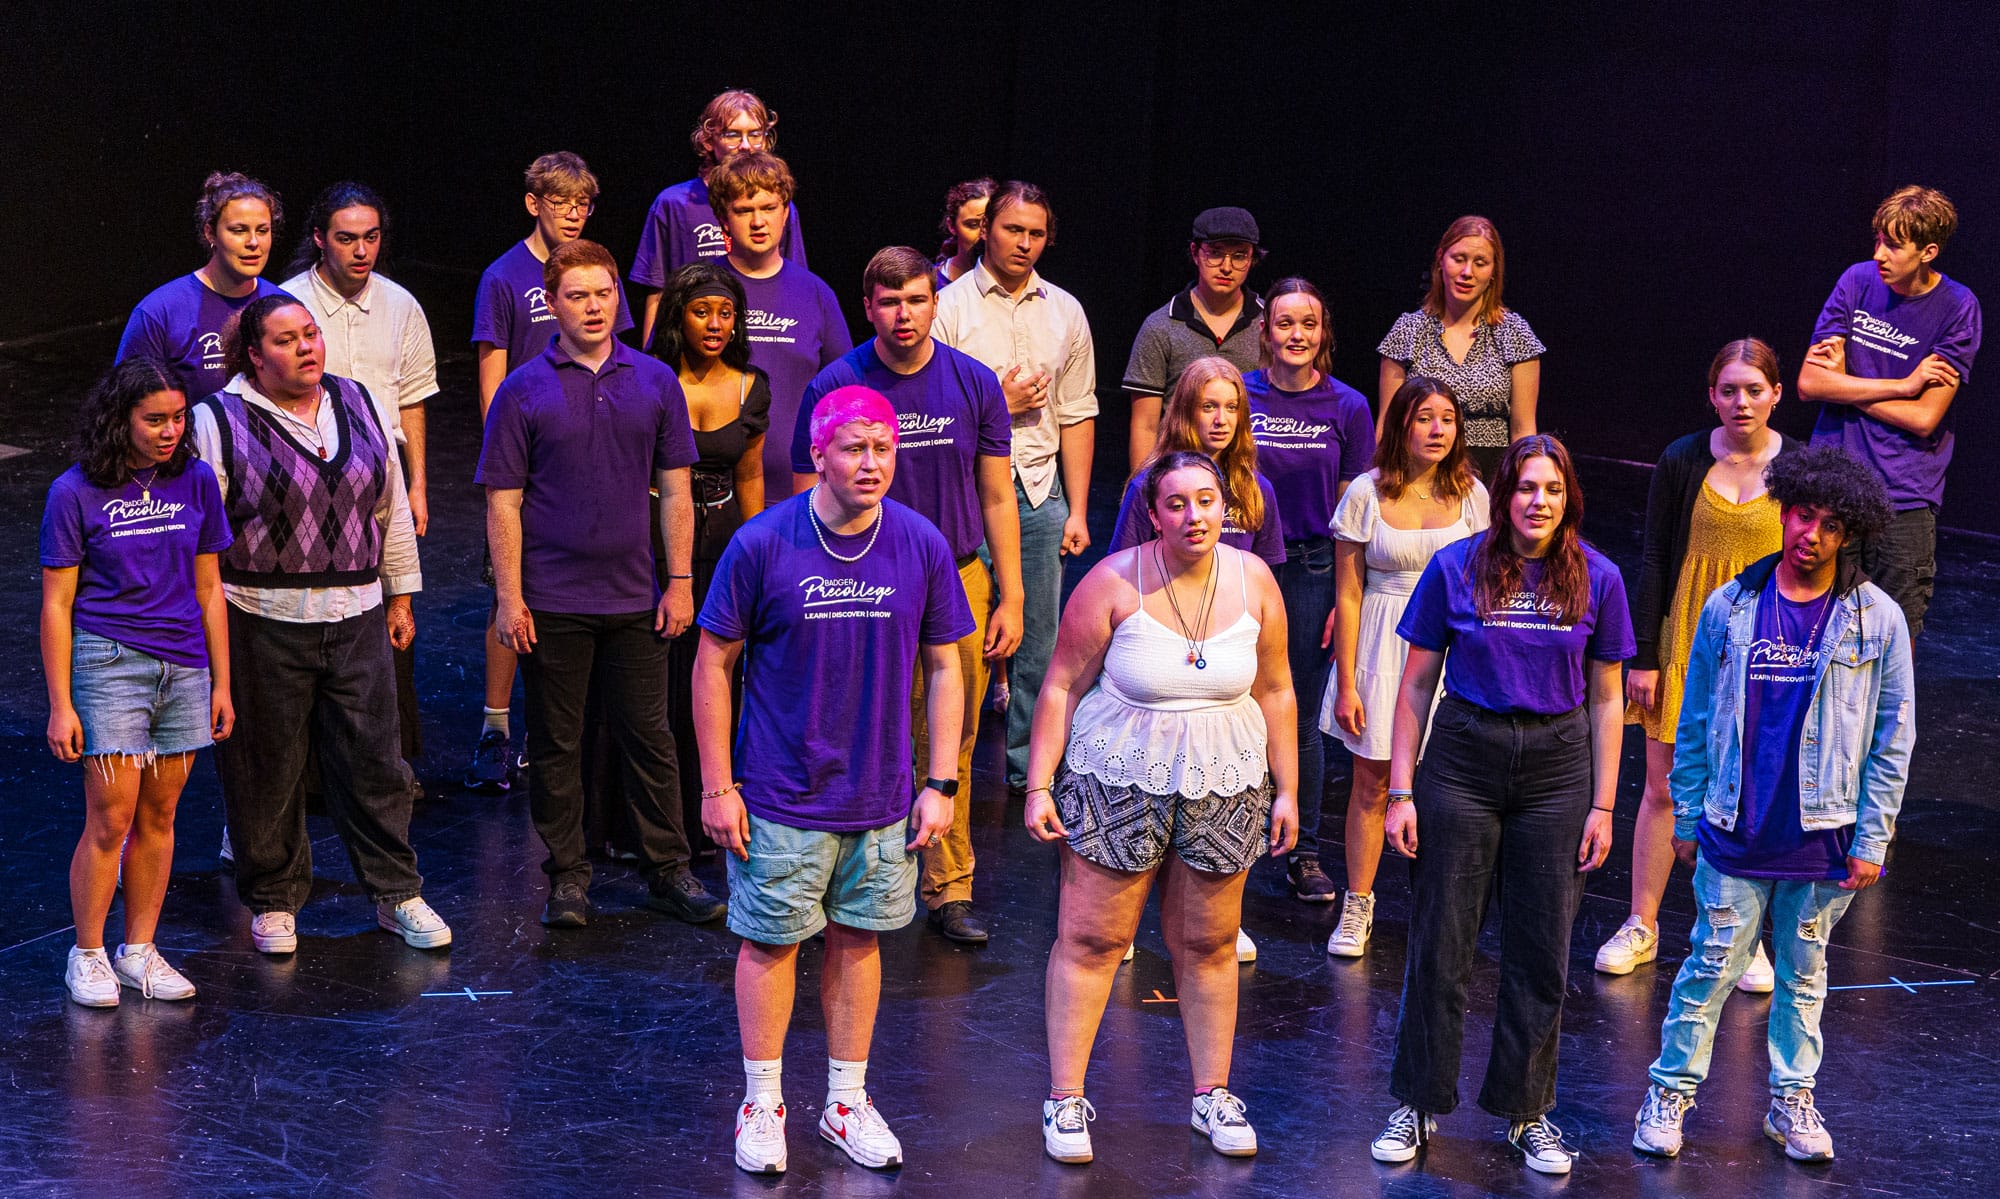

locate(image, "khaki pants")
(912, 554), (993, 909)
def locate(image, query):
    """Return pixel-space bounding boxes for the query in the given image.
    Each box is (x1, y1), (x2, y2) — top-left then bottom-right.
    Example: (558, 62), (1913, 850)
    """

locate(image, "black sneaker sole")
(645, 896), (727, 923)
(541, 905), (589, 928)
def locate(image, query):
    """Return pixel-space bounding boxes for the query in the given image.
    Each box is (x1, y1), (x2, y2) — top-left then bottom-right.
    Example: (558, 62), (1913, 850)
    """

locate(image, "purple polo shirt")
(1108, 469), (1288, 567)
(629, 177), (806, 289)
(476, 340), (697, 613)
(729, 259), (854, 494)
(472, 240), (636, 372)
(1244, 369), (1377, 542)
(698, 494), (976, 832)
(1809, 260), (1982, 509)
(116, 274), (292, 400)
(791, 341), (1011, 560)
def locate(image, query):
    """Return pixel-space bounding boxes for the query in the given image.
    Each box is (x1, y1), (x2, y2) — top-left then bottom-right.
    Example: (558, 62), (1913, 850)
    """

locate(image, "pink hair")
(809, 386), (899, 455)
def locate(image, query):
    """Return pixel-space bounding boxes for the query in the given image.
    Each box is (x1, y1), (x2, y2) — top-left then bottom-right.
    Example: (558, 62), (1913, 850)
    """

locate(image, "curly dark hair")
(76, 358), (197, 488)
(287, 179), (389, 276)
(1764, 444), (1892, 541)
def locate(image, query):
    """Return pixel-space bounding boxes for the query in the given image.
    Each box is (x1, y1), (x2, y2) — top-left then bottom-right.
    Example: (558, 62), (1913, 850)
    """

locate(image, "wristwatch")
(924, 776), (959, 797)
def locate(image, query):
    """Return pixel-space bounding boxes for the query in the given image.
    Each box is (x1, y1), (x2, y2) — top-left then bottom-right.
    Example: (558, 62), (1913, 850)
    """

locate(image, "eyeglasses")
(1196, 244), (1256, 269)
(539, 196), (595, 217)
(715, 128), (769, 147)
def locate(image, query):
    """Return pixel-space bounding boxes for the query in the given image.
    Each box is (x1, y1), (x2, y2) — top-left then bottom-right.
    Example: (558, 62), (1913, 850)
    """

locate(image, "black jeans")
(1390, 696), (1591, 1119)
(215, 605), (424, 914)
(1275, 537), (1336, 860)
(519, 610), (691, 888)
(1853, 505), (1936, 637)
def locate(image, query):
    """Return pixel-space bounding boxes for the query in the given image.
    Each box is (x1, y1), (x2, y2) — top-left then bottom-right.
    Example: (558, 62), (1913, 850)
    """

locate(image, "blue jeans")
(1007, 476), (1068, 787)
(1390, 697), (1592, 1119)
(1275, 537), (1336, 860)
(1648, 857), (1856, 1097)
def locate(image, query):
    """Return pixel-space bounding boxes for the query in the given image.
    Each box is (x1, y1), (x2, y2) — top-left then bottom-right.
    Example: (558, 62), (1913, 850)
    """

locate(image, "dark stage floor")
(2, 295), (1997, 1197)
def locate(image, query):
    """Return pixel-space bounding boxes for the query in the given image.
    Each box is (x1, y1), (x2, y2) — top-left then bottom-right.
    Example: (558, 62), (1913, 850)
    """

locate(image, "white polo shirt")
(933, 259), (1097, 507)
(281, 266), (439, 441)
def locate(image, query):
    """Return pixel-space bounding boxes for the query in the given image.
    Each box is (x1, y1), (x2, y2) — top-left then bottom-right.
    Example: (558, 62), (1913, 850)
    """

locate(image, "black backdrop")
(11, 3), (2000, 528)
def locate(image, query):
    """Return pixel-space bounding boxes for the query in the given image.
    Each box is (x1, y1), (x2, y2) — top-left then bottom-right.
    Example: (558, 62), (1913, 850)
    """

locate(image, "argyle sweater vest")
(203, 376), (388, 588)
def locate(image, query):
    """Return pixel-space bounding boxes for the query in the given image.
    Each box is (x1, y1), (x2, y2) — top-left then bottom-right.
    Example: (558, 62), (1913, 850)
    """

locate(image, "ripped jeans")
(1648, 856), (1856, 1097)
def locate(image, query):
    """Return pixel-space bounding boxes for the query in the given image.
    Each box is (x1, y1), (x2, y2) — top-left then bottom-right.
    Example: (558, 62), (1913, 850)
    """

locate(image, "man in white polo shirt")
(933, 180), (1096, 798)
(282, 181), (439, 793)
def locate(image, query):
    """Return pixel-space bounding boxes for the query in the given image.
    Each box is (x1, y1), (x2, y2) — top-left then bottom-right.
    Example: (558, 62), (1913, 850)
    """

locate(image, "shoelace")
(1049, 1096), (1096, 1133)
(1337, 903), (1371, 941)
(1642, 1089), (1695, 1126)
(1515, 1118), (1568, 1156)
(1203, 1090), (1249, 1127)
(1381, 1105), (1428, 1144)
(75, 953), (116, 990)
(1778, 1093), (1825, 1133)
(842, 1097), (892, 1139)
(134, 951), (177, 998)
(1606, 923), (1652, 952)
(397, 899), (441, 928)
(741, 1099), (784, 1138)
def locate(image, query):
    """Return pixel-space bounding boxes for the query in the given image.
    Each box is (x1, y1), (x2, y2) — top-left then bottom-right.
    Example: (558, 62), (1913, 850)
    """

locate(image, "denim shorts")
(69, 630), (213, 758)
(725, 813), (917, 945)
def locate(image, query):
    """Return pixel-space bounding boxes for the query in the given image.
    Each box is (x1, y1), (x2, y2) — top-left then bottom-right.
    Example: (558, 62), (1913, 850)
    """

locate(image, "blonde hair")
(1135, 357), (1265, 532)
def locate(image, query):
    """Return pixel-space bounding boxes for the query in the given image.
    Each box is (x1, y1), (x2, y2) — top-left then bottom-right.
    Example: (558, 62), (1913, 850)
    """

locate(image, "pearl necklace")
(807, 486), (883, 562)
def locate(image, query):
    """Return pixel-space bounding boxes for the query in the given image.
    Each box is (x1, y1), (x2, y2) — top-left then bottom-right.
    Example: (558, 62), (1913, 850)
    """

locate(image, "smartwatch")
(924, 776), (959, 797)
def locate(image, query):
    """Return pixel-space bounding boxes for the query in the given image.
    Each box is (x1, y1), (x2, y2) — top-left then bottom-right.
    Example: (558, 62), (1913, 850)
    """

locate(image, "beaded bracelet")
(700, 781), (742, 801)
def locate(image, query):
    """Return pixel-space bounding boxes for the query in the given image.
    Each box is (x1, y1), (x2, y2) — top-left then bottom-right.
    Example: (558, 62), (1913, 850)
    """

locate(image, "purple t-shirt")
(1108, 469), (1288, 567)
(698, 494), (976, 832)
(1244, 369), (1377, 542)
(1398, 539), (1635, 715)
(476, 341), (698, 614)
(116, 274), (292, 400)
(472, 241), (637, 372)
(791, 342), (1011, 559)
(730, 259), (853, 494)
(1701, 576), (1851, 879)
(1809, 260), (1982, 509)
(629, 177), (806, 290)
(40, 460), (233, 668)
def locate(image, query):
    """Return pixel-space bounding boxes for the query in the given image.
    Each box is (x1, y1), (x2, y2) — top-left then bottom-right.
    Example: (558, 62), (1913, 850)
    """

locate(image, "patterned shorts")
(1054, 768), (1274, 875)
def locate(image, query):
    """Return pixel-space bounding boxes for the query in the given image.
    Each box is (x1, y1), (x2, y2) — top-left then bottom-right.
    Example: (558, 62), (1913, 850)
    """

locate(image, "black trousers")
(519, 610), (691, 888)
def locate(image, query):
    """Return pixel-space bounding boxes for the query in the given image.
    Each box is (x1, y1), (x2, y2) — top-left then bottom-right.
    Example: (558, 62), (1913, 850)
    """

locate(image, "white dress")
(1319, 472), (1489, 760)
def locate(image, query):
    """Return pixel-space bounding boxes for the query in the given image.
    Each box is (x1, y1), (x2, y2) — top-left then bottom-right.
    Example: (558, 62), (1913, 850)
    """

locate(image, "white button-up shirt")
(191, 374), (423, 622)
(933, 260), (1097, 507)
(281, 267), (439, 442)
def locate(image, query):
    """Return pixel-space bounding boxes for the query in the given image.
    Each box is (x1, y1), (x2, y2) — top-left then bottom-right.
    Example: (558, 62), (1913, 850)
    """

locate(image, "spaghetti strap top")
(1065, 545), (1269, 798)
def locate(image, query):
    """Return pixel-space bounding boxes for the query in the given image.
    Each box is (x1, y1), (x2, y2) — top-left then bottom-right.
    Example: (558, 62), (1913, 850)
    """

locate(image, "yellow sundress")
(1629, 483), (1781, 743)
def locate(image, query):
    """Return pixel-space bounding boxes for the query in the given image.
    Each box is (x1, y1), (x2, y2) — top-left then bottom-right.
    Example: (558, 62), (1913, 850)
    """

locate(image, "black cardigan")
(1630, 429), (1802, 671)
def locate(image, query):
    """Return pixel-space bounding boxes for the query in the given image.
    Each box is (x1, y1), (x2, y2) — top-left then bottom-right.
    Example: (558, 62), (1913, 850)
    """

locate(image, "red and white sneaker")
(819, 1093), (903, 1168)
(734, 1094), (787, 1174)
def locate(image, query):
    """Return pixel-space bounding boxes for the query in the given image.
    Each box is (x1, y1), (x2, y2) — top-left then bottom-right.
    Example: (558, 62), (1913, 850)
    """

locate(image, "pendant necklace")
(132, 465), (160, 502)
(1155, 542), (1218, 668)
(807, 486), (884, 562)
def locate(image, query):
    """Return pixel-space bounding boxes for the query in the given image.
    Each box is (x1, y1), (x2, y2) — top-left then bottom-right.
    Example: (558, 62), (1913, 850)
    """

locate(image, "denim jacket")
(1668, 553), (1914, 866)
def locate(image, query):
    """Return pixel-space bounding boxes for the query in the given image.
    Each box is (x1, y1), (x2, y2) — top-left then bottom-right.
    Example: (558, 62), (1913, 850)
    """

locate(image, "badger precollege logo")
(1482, 590), (1570, 632)
(1748, 634), (1818, 684)
(693, 221), (728, 256)
(1850, 309), (1923, 361)
(798, 575), (897, 621)
(897, 411), (957, 450)
(526, 286), (553, 322)
(745, 309), (800, 344)
(101, 495), (188, 539)
(199, 331), (225, 371)
(1249, 412), (1332, 449)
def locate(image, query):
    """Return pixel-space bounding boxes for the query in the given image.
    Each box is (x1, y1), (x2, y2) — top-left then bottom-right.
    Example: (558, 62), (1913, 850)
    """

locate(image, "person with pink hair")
(693, 386), (974, 1176)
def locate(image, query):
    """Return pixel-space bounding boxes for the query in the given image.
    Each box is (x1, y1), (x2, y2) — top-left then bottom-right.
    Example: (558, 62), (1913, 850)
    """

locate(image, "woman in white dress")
(1320, 376), (1488, 956)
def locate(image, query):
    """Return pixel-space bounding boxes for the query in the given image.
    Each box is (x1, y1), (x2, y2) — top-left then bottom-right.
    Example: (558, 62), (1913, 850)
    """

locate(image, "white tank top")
(1065, 545), (1269, 798)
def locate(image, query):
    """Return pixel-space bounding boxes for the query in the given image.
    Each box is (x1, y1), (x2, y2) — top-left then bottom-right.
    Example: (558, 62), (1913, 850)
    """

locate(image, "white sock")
(482, 707), (510, 737)
(744, 1057), (782, 1105)
(115, 941), (150, 959)
(827, 1057), (868, 1107)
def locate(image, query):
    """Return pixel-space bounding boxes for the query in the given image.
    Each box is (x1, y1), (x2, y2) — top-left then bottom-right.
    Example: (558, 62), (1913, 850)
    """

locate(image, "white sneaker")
(65, 946), (119, 1008)
(1508, 1117), (1575, 1175)
(112, 944), (195, 1001)
(1122, 942), (1135, 962)
(734, 1094), (787, 1173)
(1042, 1095), (1096, 1163)
(378, 896), (452, 949)
(1765, 1090), (1834, 1161)
(250, 911), (297, 955)
(1235, 928), (1256, 963)
(1327, 891), (1376, 958)
(819, 1093), (902, 1168)
(1737, 942), (1775, 993)
(1595, 916), (1660, 975)
(1633, 1084), (1696, 1157)
(1191, 1088), (1257, 1156)
(1370, 1104), (1434, 1162)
